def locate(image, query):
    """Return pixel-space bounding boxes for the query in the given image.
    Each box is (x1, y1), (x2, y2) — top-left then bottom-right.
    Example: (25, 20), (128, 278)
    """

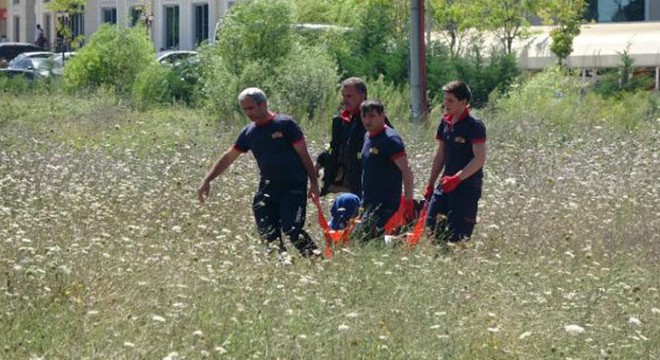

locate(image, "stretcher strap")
(405, 202), (428, 247)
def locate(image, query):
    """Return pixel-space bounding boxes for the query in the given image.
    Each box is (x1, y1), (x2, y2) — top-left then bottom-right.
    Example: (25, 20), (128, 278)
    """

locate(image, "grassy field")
(1, 89), (659, 359)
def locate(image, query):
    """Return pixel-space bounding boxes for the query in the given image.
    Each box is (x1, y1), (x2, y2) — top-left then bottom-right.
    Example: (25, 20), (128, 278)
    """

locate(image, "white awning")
(515, 22), (660, 69)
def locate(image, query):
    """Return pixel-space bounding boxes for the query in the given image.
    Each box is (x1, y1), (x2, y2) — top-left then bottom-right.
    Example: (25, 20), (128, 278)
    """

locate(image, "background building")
(7, 0), (235, 50)
(0, 0), (8, 39)
(7, 0), (36, 43)
(585, 0), (660, 22)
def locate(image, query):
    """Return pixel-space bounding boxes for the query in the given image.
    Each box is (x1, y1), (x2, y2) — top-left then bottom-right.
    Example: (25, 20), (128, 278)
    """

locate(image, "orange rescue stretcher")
(312, 197), (428, 259)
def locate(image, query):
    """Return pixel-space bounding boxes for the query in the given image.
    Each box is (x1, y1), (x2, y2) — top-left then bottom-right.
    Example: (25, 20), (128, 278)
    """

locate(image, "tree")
(539, 0), (586, 65)
(474, 0), (541, 54)
(46, 0), (86, 49)
(215, 0), (293, 75)
(64, 24), (154, 94)
(429, 0), (478, 57)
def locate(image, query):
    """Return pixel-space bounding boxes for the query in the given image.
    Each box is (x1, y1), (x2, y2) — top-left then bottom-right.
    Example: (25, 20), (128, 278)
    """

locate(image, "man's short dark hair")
(360, 99), (384, 115)
(341, 77), (368, 97)
(443, 80), (472, 104)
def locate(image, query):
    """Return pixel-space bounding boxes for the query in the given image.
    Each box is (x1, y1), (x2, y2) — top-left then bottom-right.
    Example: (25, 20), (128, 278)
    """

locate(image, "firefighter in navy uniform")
(354, 100), (415, 241)
(198, 88), (320, 257)
(425, 81), (487, 243)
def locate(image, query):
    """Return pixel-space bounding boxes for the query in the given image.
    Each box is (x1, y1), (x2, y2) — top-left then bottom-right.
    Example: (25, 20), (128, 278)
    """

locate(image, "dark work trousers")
(425, 185), (481, 243)
(252, 180), (318, 256)
(352, 202), (397, 243)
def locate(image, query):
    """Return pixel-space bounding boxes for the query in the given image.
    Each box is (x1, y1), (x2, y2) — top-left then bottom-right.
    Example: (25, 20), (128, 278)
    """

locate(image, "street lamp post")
(56, 11), (69, 65)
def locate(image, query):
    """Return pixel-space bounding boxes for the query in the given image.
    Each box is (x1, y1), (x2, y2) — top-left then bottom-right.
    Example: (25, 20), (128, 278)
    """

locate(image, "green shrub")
(198, 1), (340, 123)
(63, 24), (154, 94)
(133, 61), (201, 109)
(592, 48), (655, 98)
(268, 45), (339, 121)
(490, 66), (656, 134)
(0, 75), (32, 94)
(215, 0), (293, 75)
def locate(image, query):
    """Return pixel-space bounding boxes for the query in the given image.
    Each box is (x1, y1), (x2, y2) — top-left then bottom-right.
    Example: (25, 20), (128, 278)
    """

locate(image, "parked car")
(0, 43), (44, 68)
(7, 56), (59, 78)
(156, 50), (199, 66)
(8, 51), (54, 68)
(50, 52), (76, 75)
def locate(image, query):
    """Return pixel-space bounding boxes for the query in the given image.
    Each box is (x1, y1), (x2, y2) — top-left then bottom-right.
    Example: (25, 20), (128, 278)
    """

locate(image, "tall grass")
(0, 77), (658, 358)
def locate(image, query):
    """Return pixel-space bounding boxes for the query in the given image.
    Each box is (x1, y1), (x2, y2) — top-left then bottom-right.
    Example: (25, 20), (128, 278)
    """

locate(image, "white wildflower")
(338, 324), (350, 331)
(151, 315), (166, 322)
(628, 317), (641, 326)
(564, 324), (585, 335)
(162, 352), (178, 360)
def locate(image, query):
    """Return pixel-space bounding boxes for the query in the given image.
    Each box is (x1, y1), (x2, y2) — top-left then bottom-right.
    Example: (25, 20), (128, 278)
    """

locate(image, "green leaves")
(63, 24), (154, 95)
(539, 0), (586, 64)
(215, 0), (293, 76)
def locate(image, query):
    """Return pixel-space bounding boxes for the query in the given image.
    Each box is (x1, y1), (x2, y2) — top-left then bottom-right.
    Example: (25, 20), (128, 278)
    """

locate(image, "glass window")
(165, 5), (179, 50)
(585, 0), (646, 22)
(102, 8), (117, 24)
(13, 16), (19, 42)
(194, 3), (209, 46)
(70, 8), (84, 39)
(130, 7), (143, 27)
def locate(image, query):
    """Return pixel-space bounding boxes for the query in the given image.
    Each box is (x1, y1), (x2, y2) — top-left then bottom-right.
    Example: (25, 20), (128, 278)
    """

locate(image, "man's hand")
(424, 183), (435, 200)
(197, 180), (210, 204)
(441, 175), (462, 193)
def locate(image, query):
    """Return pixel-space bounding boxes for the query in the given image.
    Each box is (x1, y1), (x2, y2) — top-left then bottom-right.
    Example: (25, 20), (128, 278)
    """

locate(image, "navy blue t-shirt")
(436, 109), (486, 188)
(361, 126), (406, 209)
(234, 114), (307, 184)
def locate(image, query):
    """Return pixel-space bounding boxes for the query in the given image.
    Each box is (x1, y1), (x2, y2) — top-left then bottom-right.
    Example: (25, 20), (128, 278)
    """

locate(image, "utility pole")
(410, 0), (427, 123)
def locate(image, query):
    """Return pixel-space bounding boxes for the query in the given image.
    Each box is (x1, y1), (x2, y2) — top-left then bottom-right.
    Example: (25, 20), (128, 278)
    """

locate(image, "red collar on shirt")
(339, 108), (360, 123)
(443, 107), (470, 126)
(255, 112), (276, 127)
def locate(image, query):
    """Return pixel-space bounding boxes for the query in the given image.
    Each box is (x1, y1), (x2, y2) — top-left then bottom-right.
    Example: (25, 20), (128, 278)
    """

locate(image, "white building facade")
(6, 0), (235, 50)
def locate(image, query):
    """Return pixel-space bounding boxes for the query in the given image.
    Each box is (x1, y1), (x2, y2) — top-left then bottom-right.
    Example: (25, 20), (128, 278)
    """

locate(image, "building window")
(165, 5), (179, 49)
(130, 7), (143, 27)
(585, 0), (646, 22)
(13, 16), (19, 41)
(44, 13), (52, 45)
(194, 3), (209, 46)
(70, 10), (84, 38)
(102, 8), (117, 24)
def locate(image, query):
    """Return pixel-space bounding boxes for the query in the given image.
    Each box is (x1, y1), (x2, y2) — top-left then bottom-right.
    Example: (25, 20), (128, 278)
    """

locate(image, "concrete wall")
(7, 0), (35, 43)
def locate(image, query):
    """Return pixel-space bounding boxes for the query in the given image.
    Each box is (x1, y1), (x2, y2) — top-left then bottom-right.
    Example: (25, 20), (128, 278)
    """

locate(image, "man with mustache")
(198, 88), (320, 257)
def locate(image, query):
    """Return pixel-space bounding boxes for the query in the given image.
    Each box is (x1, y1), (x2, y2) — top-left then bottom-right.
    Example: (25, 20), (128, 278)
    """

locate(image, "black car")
(0, 43), (44, 68)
